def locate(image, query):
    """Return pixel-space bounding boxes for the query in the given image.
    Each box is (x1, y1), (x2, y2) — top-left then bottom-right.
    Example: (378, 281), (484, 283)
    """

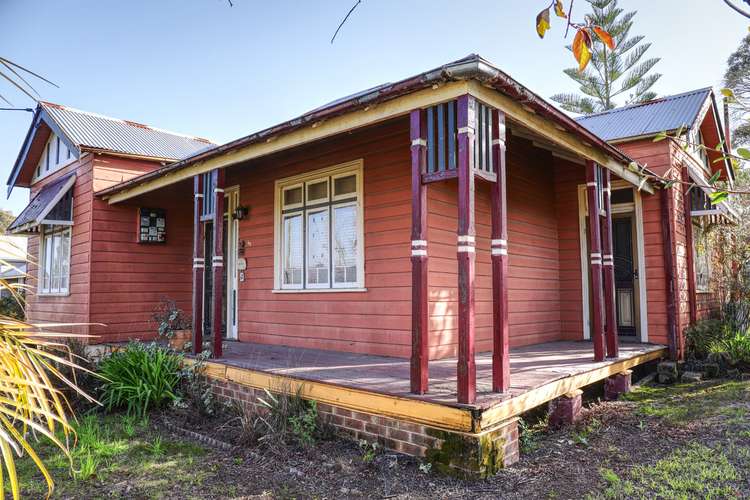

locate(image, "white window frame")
(273, 159), (365, 293)
(38, 226), (72, 296)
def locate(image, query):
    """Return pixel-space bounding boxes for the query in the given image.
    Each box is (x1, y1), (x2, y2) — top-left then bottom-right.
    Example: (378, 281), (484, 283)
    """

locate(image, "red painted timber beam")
(212, 169), (226, 358)
(682, 166), (698, 326)
(410, 109), (429, 394)
(601, 170), (619, 358)
(490, 109), (510, 392)
(191, 175), (204, 355)
(456, 94), (477, 404)
(585, 161), (606, 362)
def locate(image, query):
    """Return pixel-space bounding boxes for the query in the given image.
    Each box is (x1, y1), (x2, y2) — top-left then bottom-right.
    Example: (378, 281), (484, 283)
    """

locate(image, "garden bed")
(13, 377), (750, 498)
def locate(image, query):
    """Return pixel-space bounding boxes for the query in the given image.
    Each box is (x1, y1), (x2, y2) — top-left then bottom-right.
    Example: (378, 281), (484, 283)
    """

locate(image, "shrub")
(98, 342), (182, 417)
(0, 293), (24, 320)
(151, 297), (191, 340)
(709, 330), (750, 365)
(256, 386), (319, 447)
(685, 319), (724, 358)
(176, 352), (219, 418)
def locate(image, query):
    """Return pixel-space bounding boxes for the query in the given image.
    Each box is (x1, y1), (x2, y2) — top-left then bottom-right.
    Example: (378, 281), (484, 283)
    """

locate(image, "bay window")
(276, 161), (363, 291)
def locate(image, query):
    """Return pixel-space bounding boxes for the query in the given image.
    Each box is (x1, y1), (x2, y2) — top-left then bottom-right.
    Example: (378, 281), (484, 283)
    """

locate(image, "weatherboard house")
(6, 55), (733, 475)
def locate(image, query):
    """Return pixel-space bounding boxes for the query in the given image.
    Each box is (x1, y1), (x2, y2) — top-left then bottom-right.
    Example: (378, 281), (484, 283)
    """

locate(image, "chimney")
(724, 98), (732, 151)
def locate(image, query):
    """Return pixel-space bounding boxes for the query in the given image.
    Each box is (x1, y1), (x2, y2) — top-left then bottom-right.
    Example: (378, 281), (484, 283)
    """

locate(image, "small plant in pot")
(152, 297), (192, 351)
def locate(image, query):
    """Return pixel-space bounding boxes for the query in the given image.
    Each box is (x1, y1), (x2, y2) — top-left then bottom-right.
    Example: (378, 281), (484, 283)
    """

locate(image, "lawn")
(13, 378), (750, 499)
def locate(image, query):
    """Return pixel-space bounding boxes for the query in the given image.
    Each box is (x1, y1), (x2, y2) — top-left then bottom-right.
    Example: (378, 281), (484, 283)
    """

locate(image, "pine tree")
(551, 0), (661, 114)
(724, 34), (750, 146)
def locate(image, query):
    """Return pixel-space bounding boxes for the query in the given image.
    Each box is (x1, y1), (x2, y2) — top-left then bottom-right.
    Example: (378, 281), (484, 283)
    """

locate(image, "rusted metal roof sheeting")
(41, 102), (216, 160)
(575, 88), (711, 142)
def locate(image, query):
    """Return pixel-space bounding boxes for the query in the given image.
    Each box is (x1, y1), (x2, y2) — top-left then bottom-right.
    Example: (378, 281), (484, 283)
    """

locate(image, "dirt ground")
(19, 377), (750, 499)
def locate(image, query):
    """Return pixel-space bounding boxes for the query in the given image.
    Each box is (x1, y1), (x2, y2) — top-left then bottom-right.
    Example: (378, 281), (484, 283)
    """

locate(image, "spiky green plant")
(0, 272), (95, 499)
(551, 0), (661, 114)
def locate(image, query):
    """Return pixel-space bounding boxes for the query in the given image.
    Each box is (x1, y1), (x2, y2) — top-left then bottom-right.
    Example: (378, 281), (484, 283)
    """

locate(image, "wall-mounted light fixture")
(233, 206), (249, 220)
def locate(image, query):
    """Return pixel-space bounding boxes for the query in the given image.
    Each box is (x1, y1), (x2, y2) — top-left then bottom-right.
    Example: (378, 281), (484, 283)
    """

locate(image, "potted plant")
(152, 298), (192, 351)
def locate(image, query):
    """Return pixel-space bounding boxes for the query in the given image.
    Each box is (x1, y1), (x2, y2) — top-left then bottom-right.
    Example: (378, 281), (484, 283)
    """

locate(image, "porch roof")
(98, 54), (654, 203)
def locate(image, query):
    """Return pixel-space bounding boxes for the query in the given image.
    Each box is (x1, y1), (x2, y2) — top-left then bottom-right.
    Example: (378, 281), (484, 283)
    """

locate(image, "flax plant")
(0, 264), (96, 499)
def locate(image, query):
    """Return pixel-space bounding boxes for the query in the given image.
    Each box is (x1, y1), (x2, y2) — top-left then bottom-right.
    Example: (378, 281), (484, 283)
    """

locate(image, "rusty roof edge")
(97, 54), (650, 198)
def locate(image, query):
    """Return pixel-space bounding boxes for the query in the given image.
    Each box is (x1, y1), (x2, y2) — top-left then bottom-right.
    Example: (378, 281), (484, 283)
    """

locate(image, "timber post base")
(604, 370), (632, 400)
(548, 390), (583, 428)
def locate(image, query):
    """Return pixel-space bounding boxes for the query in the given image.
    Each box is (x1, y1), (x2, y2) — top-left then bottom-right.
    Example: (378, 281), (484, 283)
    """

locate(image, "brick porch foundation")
(548, 389), (583, 428)
(208, 377), (519, 477)
(604, 370), (632, 400)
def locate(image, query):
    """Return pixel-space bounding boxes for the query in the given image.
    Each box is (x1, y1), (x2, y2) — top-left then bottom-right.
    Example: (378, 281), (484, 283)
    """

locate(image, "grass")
(621, 380), (750, 424)
(9, 413), (207, 498)
(595, 444), (740, 499)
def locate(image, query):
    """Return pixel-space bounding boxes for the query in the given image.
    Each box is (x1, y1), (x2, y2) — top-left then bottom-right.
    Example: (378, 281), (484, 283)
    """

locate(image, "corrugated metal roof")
(7, 173), (75, 233)
(575, 88), (712, 142)
(40, 102), (216, 160)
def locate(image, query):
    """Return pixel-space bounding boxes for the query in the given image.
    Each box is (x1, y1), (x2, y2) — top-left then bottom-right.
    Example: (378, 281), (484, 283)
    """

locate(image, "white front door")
(224, 186), (240, 340)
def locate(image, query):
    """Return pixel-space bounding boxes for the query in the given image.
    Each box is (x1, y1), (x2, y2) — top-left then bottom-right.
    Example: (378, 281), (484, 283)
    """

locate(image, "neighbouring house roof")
(574, 88), (712, 142)
(7, 173), (76, 234)
(97, 54), (653, 200)
(6, 102), (216, 196)
(0, 261), (26, 281)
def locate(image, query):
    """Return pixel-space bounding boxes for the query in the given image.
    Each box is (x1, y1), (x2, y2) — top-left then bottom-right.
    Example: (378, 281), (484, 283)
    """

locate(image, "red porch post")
(601, 170), (619, 358)
(212, 169), (226, 358)
(490, 109), (510, 392)
(586, 161), (606, 362)
(456, 94), (477, 404)
(191, 175), (204, 355)
(410, 108), (429, 394)
(682, 166), (698, 325)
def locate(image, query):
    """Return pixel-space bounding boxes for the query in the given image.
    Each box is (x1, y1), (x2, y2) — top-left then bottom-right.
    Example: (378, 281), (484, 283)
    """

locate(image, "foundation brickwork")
(207, 376), (519, 477)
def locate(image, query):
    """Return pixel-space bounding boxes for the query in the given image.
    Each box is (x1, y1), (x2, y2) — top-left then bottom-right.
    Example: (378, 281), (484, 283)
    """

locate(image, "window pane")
(333, 204), (358, 285)
(334, 175), (356, 197)
(282, 214), (303, 285)
(306, 209), (329, 285)
(307, 180), (328, 202)
(283, 186), (302, 207)
(43, 235), (52, 291)
(610, 188), (634, 205)
(51, 233), (61, 292)
(60, 230), (71, 292)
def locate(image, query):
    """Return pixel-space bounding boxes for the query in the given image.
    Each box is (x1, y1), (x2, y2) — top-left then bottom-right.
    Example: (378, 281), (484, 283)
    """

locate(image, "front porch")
(196, 339), (666, 427)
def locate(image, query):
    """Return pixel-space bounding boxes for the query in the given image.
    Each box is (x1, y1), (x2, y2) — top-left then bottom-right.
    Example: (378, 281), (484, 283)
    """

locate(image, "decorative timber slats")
(422, 98), (496, 183)
(410, 94), (510, 404)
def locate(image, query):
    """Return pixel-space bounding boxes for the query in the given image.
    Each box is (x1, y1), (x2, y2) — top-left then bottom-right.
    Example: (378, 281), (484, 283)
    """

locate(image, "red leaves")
(593, 26), (615, 50)
(536, 7), (551, 38)
(572, 29), (592, 72)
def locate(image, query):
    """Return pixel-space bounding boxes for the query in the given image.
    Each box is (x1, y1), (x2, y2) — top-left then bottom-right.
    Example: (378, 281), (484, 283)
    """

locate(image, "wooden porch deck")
(215, 340), (666, 410)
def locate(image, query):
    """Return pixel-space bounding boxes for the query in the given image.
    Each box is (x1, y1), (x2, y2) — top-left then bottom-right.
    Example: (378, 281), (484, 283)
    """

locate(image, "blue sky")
(0, 0), (747, 214)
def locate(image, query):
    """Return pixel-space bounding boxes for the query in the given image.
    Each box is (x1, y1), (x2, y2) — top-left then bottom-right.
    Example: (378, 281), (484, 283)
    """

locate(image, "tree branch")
(331, 0), (363, 44)
(723, 0), (750, 18)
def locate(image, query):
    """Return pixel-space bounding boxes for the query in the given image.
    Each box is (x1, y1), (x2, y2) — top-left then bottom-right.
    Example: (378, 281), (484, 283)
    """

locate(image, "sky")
(0, 0), (747, 214)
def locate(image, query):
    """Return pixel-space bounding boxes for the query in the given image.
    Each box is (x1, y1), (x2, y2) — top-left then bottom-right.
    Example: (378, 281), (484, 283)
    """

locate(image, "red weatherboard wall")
(425, 135), (585, 359)
(225, 119), (413, 358)
(26, 156), (95, 333)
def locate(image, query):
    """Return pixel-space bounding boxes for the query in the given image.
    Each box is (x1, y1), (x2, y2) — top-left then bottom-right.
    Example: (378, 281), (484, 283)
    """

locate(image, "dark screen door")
(613, 216), (636, 336)
(202, 221), (228, 339)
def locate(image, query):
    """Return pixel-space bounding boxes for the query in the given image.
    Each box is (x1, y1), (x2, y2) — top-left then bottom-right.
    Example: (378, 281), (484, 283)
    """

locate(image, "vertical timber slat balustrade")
(410, 109), (429, 394)
(491, 109), (510, 392)
(191, 175), (204, 355)
(212, 169), (226, 358)
(456, 94), (477, 404)
(601, 170), (619, 358)
(586, 161), (606, 362)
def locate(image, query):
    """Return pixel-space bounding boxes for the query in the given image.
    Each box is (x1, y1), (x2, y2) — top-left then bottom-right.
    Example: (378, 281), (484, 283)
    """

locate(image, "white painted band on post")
(411, 249), (427, 257)
(212, 256), (223, 262)
(491, 248), (508, 256)
(586, 182), (598, 187)
(212, 262), (223, 267)
(194, 193), (204, 199)
(491, 239), (507, 246)
(214, 188), (224, 193)
(491, 139), (506, 146)
(193, 264), (205, 269)
(457, 245), (476, 253)
(590, 259), (602, 265)
(411, 240), (427, 247)
(590, 252), (601, 258)
(603, 261), (614, 267)
(457, 235), (476, 243)
(458, 126), (474, 135)
(411, 139), (427, 147)
(193, 258), (205, 263)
